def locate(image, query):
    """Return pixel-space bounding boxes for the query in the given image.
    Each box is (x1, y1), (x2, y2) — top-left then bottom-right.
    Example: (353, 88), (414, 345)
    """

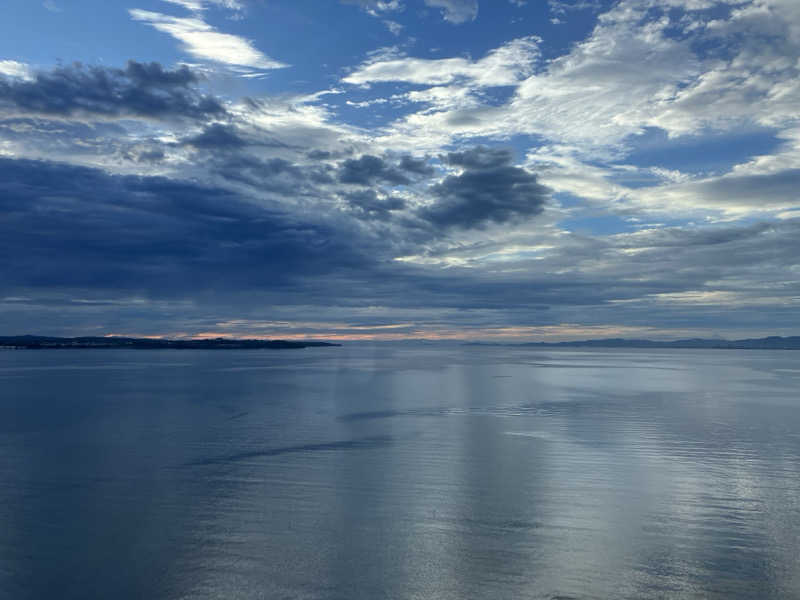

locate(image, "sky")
(0, 0), (798, 341)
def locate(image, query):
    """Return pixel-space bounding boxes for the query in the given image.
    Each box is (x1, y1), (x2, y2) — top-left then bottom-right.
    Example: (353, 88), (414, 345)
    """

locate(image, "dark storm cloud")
(2, 156), (797, 336)
(418, 146), (549, 230)
(0, 158), (369, 295)
(181, 123), (291, 151)
(307, 149), (332, 160)
(399, 154), (435, 177)
(182, 123), (247, 149)
(0, 61), (224, 120)
(212, 154), (335, 191)
(343, 189), (406, 219)
(338, 154), (412, 186)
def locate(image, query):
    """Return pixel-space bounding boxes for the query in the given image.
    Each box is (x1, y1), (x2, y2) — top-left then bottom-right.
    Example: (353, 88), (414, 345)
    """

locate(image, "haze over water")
(1, 344), (799, 599)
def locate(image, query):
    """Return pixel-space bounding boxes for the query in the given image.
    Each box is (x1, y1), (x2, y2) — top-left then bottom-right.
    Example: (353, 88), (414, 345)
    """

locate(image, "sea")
(1, 344), (799, 599)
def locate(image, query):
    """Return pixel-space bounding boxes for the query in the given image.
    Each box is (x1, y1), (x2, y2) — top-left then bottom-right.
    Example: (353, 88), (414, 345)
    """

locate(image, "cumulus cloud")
(1, 154), (797, 337)
(342, 189), (406, 219)
(342, 0), (478, 25)
(344, 36), (539, 86)
(373, 0), (800, 162)
(339, 154), (411, 185)
(182, 123), (248, 149)
(0, 60), (224, 120)
(418, 147), (550, 229)
(341, 0), (404, 16)
(4, 0), (800, 338)
(423, 0), (478, 24)
(129, 9), (287, 71)
(338, 153), (433, 186)
(0, 60), (32, 80)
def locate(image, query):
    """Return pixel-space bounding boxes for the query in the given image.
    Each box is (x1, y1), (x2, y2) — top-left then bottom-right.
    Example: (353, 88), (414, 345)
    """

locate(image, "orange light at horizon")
(98, 323), (735, 343)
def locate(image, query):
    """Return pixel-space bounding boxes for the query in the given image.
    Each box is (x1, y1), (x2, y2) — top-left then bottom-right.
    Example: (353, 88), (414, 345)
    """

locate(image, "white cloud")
(162, 0), (245, 12)
(0, 60), (32, 80)
(423, 0), (478, 24)
(344, 35), (540, 86)
(366, 0), (800, 172)
(129, 9), (287, 71)
(162, 0), (206, 11)
(342, 0), (404, 17)
(632, 168), (800, 216)
(345, 0), (477, 24)
(384, 20), (404, 36)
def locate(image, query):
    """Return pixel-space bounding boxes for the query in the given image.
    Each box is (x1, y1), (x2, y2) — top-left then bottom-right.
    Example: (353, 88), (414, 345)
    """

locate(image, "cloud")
(342, 0), (476, 25)
(163, 0), (246, 13)
(1, 156), (797, 337)
(0, 61), (224, 120)
(0, 60), (32, 80)
(341, 0), (404, 16)
(398, 154), (435, 176)
(0, 157), (370, 296)
(338, 153), (432, 186)
(163, 0), (206, 10)
(342, 189), (406, 219)
(182, 123), (247, 149)
(384, 20), (404, 35)
(423, 0), (478, 24)
(3, 1), (800, 339)
(635, 168), (800, 215)
(129, 9), (287, 71)
(343, 36), (539, 86)
(418, 147), (549, 229)
(372, 0), (800, 161)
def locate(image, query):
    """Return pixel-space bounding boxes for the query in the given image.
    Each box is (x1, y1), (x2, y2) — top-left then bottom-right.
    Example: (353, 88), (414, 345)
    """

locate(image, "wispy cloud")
(130, 9), (288, 71)
(344, 36), (539, 86)
(423, 0), (478, 24)
(162, 0), (206, 11)
(341, 0), (404, 17)
(343, 0), (478, 25)
(42, 0), (62, 13)
(162, 0), (245, 13)
(0, 60), (224, 120)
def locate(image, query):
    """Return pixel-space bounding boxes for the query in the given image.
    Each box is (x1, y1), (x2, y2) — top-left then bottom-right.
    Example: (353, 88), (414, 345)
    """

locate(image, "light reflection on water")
(0, 345), (799, 599)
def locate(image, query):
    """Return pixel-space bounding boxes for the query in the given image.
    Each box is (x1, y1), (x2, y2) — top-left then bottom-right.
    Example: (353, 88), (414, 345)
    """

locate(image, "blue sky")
(1, 0), (798, 340)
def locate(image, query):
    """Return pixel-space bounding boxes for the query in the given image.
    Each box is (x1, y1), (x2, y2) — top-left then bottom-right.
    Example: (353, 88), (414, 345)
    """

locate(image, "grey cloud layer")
(3, 0), (799, 338)
(419, 148), (549, 229)
(0, 158), (370, 296)
(2, 151), (798, 335)
(0, 61), (224, 120)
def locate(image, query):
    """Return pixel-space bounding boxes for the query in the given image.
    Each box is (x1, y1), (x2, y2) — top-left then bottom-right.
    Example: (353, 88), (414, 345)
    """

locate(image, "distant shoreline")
(465, 335), (800, 351)
(0, 336), (341, 350)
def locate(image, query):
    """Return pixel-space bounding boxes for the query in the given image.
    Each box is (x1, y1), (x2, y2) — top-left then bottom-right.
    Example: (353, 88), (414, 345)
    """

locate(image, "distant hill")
(466, 336), (800, 350)
(0, 335), (341, 350)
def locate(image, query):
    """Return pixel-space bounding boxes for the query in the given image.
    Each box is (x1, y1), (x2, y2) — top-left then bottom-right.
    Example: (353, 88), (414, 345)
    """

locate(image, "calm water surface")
(1, 344), (799, 599)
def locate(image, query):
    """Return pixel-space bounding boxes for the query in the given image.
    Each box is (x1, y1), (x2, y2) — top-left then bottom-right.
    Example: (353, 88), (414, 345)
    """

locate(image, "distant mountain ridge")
(466, 336), (800, 350)
(0, 335), (341, 350)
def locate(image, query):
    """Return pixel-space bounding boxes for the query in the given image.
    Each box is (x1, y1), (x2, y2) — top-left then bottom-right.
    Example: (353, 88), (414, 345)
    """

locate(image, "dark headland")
(0, 335), (341, 350)
(466, 336), (800, 350)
